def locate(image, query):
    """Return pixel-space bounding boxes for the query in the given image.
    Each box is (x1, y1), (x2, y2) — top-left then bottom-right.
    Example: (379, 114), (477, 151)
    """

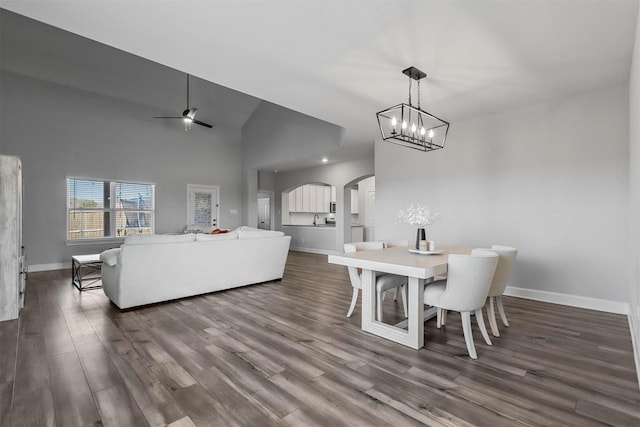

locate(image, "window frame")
(66, 176), (156, 245)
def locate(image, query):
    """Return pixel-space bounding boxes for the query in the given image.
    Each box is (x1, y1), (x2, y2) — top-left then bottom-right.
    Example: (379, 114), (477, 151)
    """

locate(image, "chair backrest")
(344, 241), (384, 289)
(437, 252), (499, 312)
(481, 245), (518, 297)
(381, 239), (409, 248)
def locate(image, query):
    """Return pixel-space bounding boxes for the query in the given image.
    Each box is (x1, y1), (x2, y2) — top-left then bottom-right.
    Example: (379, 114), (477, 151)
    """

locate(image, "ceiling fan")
(154, 74), (213, 130)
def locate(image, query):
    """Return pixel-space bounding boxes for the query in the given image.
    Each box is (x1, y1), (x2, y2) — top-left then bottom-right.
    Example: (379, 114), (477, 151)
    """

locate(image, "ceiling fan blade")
(193, 119), (213, 128)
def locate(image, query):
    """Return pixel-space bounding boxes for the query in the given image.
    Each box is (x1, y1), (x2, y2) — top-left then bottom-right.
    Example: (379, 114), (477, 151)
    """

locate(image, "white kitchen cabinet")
(302, 185), (311, 212)
(310, 192), (318, 213)
(288, 190), (296, 212)
(289, 184), (332, 213)
(295, 186), (304, 212)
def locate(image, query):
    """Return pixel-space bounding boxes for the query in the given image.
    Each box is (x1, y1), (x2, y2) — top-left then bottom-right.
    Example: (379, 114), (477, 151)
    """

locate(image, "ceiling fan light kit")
(154, 74), (213, 130)
(377, 66), (449, 152)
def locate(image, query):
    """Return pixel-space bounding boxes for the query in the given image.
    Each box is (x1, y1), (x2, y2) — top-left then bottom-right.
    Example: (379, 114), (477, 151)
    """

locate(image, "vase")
(415, 227), (426, 250)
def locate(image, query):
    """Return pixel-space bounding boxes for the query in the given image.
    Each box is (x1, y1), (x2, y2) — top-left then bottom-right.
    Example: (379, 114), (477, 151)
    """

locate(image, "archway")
(343, 174), (375, 243)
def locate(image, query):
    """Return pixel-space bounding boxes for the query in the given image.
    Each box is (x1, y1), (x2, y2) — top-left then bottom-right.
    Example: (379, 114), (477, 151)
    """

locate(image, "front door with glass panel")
(187, 184), (219, 229)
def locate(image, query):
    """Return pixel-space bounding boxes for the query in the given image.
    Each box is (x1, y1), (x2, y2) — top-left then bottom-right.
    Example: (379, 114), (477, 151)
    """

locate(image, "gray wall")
(376, 84), (629, 304)
(0, 71), (244, 267)
(273, 157), (374, 251)
(241, 101), (343, 227)
(629, 6), (640, 373)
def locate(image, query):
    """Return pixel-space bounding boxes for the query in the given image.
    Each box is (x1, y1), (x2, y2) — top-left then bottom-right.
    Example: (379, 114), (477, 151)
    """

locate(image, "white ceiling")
(1, 0), (639, 168)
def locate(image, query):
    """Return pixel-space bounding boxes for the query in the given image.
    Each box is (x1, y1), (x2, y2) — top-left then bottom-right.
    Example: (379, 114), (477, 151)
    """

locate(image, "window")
(67, 178), (155, 240)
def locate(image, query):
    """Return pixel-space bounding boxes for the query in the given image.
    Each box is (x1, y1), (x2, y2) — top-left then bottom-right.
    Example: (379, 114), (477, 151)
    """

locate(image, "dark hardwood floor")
(1, 250), (638, 426)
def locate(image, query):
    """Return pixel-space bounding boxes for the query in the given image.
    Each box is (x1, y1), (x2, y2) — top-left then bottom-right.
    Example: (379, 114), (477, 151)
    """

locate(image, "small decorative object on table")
(397, 203), (441, 249)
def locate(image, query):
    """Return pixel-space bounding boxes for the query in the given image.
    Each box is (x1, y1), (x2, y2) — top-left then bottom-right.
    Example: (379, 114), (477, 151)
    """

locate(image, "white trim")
(28, 262), (70, 272)
(65, 237), (124, 246)
(290, 246), (338, 256)
(66, 175), (155, 186)
(504, 286), (629, 315)
(629, 315), (640, 393)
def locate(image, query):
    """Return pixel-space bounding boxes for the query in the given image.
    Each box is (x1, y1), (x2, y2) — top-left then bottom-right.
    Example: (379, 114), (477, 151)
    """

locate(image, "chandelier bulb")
(402, 120), (407, 130)
(420, 127), (426, 136)
(411, 123), (416, 134)
(391, 116), (397, 127)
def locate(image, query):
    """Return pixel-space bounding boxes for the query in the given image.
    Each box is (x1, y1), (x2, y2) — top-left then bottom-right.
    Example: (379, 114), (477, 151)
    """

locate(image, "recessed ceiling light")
(321, 157), (328, 163)
(274, 169), (278, 173)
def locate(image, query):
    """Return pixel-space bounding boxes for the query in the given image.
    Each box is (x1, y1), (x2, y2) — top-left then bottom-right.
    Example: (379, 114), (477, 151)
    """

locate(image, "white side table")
(71, 254), (102, 291)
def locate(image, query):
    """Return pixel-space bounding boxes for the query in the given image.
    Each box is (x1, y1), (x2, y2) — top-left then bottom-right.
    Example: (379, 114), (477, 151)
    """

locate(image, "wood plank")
(1, 251), (638, 426)
(94, 383), (148, 427)
(1, 387), (56, 427)
(12, 332), (50, 400)
(0, 319), (19, 426)
(48, 351), (101, 426)
(171, 383), (242, 427)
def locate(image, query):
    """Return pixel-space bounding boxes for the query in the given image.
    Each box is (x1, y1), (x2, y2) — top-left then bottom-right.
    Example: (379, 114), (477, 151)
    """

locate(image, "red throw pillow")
(211, 228), (230, 234)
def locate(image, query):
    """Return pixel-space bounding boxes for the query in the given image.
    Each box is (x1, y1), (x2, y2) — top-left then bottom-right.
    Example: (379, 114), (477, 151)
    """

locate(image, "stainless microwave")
(330, 202), (336, 213)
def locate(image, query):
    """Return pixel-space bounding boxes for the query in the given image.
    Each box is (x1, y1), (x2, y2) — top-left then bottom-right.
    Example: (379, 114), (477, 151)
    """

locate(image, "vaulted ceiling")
(1, 1), (639, 168)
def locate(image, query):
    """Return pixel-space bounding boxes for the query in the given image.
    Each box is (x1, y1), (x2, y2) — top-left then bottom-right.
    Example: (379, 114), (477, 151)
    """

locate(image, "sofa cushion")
(100, 248), (120, 266)
(124, 233), (195, 245)
(237, 229), (285, 239)
(234, 226), (261, 232)
(184, 225), (216, 234)
(196, 231), (239, 241)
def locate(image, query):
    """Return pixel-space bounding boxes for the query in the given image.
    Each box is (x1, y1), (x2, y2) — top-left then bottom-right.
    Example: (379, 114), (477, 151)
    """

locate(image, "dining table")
(328, 245), (472, 350)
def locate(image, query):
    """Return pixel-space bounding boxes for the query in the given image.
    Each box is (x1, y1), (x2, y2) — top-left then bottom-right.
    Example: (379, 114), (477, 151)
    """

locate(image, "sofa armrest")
(100, 248), (120, 267)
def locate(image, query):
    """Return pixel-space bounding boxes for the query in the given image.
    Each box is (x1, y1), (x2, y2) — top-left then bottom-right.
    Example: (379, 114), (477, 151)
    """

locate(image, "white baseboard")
(504, 286), (629, 315)
(290, 246), (338, 256)
(28, 262), (70, 272)
(629, 315), (640, 393)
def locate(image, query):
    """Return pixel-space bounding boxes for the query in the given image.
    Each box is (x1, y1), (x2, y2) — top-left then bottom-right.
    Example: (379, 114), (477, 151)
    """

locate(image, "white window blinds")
(67, 178), (155, 240)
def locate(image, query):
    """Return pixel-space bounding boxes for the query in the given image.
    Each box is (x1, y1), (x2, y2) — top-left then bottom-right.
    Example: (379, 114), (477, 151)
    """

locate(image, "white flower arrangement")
(397, 203), (441, 227)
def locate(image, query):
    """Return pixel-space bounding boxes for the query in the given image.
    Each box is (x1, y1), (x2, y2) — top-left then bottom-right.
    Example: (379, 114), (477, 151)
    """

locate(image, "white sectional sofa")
(99, 227), (291, 309)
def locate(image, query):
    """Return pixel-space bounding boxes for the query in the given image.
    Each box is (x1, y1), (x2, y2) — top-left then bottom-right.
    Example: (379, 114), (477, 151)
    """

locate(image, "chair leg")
(436, 307), (442, 328)
(496, 296), (510, 327)
(393, 287), (399, 301)
(346, 288), (359, 318)
(475, 308), (493, 346)
(442, 309), (447, 326)
(377, 289), (383, 322)
(461, 312), (477, 359)
(488, 297), (500, 337)
(400, 285), (408, 318)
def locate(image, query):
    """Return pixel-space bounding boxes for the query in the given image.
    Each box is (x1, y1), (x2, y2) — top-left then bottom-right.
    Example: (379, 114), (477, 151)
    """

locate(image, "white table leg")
(360, 270), (425, 350)
(361, 269), (377, 326)
(406, 276), (425, 349)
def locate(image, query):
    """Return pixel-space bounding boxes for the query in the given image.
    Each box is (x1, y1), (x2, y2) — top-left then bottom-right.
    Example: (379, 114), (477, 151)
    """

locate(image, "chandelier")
(376, 66), (449, 152)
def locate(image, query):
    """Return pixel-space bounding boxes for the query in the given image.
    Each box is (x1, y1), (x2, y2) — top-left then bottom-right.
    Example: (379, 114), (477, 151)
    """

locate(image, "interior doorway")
(258, 197), (271, 230)
(344, 175), (375, 243)
(257, 191), (273, 230)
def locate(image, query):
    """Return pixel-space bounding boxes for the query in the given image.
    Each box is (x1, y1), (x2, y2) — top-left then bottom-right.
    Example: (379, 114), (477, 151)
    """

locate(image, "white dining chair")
(423, 251), (498, 359)
(380, 240), (409, 305)
(344, 242), (407, 321)
(481, 245), (518, 337)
